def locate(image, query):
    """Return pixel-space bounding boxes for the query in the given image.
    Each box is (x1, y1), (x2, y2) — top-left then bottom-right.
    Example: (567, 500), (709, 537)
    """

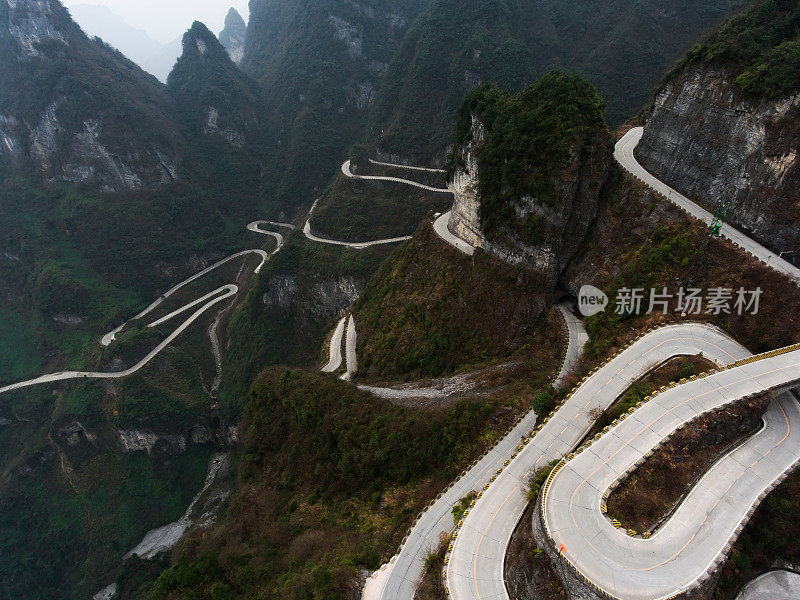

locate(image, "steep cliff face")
(365, 0), (745, 164)
(0, 0), (186, 191)
(167, 22), (262, 149)
(218, 7), (246, 65)
(448, 75), (611, 286)
(637, 65), (800, 259)
(240, 0), (426, 208)
(636, 0), (800, 263)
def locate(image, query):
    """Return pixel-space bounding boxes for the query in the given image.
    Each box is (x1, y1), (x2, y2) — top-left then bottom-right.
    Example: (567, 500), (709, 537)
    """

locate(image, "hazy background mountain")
(66, 3), (246, 80)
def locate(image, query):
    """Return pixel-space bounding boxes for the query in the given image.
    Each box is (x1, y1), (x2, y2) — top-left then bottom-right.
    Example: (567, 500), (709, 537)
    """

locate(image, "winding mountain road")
(0, 285), (239, 396)
(322, 316), (347, 373)
(616, 128), (800, 285)
(2, 222), (291, 397)
(364, 299), (587, 600)
(444, 324), (751, 600)
(342, 160), (451, 193)
(542, 348), (800, 600)
(368, 158), (446, 174)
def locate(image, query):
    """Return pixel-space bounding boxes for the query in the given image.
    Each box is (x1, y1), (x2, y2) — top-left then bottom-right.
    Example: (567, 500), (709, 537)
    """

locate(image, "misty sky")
(62, 0), (250, 43)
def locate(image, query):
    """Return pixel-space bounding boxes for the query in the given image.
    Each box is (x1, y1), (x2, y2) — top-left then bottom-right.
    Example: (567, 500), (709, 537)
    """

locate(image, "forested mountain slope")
(365, 0), (747, 163)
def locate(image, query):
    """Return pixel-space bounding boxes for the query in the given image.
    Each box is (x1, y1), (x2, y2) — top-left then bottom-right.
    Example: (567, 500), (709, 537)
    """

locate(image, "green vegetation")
(714, 468), (800, 598)
(241, 0), (426, 211)
(354, 224), (562, 380)
(367, 0), (744, 160)
(452, 75), (606, 238)
(526, 462), (557, 502)
(148, 368), (510, 600)
(310, 175), (451, 243)
(532, 391), (555, 415)
(566, 164), (800, 369)
(452, 491), (477, 523)
(0, 428), (213, 600)
(218, 232), (391, 416)
(674, 0), (800, 97)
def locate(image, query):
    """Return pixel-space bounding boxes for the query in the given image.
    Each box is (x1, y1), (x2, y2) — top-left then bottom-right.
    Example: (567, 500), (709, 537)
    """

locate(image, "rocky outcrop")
(637, 64), (800, 263)
(117, 429), (187, 455)
(448, 103), (610, 287)
(218, 7), (246, 64)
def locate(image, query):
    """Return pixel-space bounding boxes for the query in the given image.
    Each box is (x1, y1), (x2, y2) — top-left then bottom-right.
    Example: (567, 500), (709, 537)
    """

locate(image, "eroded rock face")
(449, 114), (610, 286)
(219, 8), (246, 64)
(1, 0), (184, 191)
(117, 429), (187, 455)
(637, 64), (800, 262)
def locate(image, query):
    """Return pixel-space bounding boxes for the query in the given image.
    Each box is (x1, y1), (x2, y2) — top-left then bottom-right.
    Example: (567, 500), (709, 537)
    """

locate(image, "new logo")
(578, 285), (608, 317)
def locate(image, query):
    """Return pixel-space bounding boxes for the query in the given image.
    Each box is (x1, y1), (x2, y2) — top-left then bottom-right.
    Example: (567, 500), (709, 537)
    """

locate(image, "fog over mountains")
(66, 3), (245, 80)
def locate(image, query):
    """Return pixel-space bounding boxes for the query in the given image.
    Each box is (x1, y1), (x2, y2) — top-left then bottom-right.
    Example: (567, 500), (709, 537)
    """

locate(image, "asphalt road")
(445, 323), (750, 600)
(543, 351), (800, 600)
(364, 298), (588, 600)
(615, 128), (800, 285)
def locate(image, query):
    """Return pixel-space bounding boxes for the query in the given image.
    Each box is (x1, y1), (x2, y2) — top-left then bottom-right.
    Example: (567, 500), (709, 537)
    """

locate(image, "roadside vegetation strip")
(539, 342), (800, 600)
(615, 128), (800, 286)
(442, 323), (749, 600)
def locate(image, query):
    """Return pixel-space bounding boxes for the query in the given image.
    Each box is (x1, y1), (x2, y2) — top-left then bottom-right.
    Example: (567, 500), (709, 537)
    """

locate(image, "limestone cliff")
(635, 0), (800, 265)
(0, 0), (186, 191)
(637, 64), (800, 261)
(218, 7), (246, 65)
(167, 22), (262, 149)
(448, 75), (611, 286)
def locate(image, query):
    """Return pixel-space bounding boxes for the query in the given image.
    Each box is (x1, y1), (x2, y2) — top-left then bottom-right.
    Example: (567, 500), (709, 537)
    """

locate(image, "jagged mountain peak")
(180, 21), (229, 60)
(219, 7), (246, 64)
(167, 20), (261, 148)
(0, 0), (187, 191)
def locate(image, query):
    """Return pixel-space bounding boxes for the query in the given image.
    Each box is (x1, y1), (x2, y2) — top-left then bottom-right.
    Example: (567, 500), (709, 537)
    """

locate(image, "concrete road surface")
(734, 570), (800, 600)
(368, 158), (446, 173)
(342, 160), (451, 193)
(433, 212), (474, 256)
(555, 302), (588, 388)
(363, 301), (588, 600)
(615, 128), (800, 285)
(322, 317), (347, 373)
(446, 323), (749, 600)
(543, 350), (800, 600)
(303, 198), (412, 249)
(345, 316), (358, 378)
